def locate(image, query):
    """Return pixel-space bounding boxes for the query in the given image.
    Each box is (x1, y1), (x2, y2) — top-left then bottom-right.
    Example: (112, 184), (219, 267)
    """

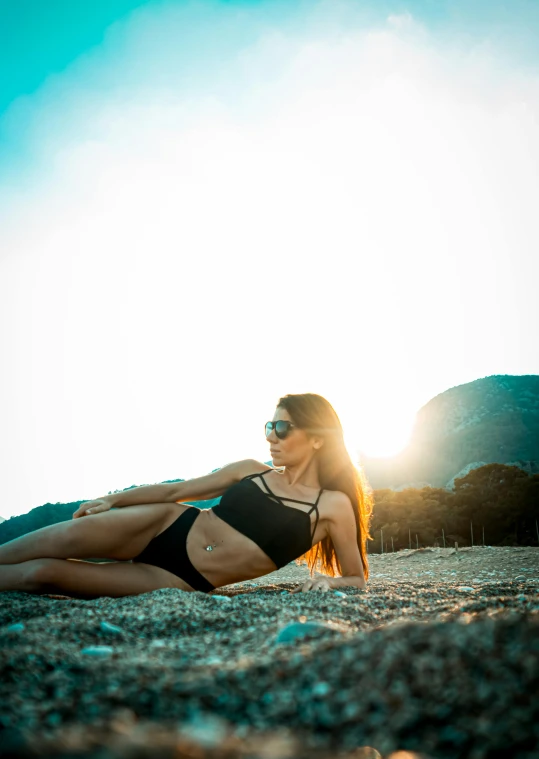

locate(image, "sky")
(1, 0), (538, 519)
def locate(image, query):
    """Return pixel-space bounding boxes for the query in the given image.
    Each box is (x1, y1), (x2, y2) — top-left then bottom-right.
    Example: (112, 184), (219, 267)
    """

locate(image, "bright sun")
(342, 404), (417, 461)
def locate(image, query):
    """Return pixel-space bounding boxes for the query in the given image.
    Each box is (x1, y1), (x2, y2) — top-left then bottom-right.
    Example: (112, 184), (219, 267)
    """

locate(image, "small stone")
(312, 681), (331, 696)
(150, 639), (166, 648)
(180, 713), (228, 748)
(46, 712), (62, 727)
(81, 646), (114, 657)
(6, 623), (25, 633)
(211, 595), (232, 602)
(333, 591), (347, 598)
(273, 621), (334, 645)
(514, 575), (526, 581)
(100, 621), (123, 634)
(457, 586), (475, 592)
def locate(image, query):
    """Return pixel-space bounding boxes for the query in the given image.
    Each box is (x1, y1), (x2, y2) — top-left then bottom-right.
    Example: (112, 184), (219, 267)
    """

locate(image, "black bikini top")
(211, 469), (324, 569)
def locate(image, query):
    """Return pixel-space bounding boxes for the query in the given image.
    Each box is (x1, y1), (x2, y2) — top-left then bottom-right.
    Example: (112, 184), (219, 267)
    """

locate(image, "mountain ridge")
(361, 374), (539, 489)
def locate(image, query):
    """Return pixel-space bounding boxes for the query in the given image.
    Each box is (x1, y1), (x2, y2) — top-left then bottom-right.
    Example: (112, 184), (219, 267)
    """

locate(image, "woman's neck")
(277, 457), (320, 490)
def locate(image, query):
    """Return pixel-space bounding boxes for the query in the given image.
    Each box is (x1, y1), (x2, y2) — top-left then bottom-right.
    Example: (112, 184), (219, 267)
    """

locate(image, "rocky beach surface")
(1, 546), (538, 759)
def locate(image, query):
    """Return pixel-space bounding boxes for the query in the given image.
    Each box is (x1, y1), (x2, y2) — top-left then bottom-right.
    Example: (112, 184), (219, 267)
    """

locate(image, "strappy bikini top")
(211, 469), (324, 569)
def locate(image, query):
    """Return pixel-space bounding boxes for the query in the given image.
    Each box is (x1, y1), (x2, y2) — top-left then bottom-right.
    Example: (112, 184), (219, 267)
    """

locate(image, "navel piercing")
(205, 544), (218, 551)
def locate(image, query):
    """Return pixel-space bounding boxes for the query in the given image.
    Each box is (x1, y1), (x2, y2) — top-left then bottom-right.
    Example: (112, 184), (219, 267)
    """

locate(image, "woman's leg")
(1, 556), (194, 598)
(0, 503), (187, 565)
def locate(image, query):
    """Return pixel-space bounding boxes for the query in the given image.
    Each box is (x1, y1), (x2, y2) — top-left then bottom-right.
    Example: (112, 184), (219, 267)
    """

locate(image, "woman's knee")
(25, 558), (61, 591)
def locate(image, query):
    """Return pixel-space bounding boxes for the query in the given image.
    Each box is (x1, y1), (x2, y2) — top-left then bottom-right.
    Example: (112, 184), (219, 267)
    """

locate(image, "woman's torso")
(166, 466), (334, 590)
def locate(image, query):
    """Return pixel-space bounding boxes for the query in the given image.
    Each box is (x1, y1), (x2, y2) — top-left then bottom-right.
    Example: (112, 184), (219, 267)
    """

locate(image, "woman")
(0, 393), (373, 598)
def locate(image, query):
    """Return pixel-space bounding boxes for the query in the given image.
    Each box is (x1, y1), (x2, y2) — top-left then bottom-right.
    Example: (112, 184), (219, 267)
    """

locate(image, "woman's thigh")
(65, 502), (189, 561)
(34, 557), (194, 598)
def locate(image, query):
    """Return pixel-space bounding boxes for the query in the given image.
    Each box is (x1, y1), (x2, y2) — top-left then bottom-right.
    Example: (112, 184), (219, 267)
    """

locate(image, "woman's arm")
(102, 459), (259, 507)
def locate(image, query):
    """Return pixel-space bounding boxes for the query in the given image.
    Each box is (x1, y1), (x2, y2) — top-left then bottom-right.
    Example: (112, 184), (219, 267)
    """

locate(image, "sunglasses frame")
(265, 420), (297, 440)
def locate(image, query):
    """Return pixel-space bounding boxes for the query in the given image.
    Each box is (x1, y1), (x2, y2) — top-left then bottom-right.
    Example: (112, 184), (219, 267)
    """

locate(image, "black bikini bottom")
(133, 506), (215, 593)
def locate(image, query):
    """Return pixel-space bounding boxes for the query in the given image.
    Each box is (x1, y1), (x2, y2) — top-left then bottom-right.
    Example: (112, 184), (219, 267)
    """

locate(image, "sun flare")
(342, 404), (417, 461)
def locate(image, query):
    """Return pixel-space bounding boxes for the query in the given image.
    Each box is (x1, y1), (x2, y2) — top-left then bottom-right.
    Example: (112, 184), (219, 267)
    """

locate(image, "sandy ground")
(0, 546), (538, 759)
(227, 545), (539, 589)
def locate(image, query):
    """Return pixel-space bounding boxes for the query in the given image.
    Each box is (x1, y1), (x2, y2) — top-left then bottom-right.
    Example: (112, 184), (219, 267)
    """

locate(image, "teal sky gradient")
(1, 0), (538, 183)
(2, 0), (539, 116)
(0, 0), (147, 114)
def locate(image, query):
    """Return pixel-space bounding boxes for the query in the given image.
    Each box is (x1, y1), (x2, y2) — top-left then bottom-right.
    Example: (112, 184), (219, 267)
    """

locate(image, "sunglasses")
(265, 420), (297, 440)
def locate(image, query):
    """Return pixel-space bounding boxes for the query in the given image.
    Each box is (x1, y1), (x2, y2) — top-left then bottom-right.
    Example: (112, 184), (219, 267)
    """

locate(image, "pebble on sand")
(273, 620), (338, 645)
(81, 646), (114, 657)
(6, 622), (25, 633)
(99, 621), (123, 634)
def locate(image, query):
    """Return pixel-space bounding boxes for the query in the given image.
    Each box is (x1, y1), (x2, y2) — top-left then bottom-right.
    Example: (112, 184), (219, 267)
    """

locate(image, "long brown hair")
(277, 393), (373, 580)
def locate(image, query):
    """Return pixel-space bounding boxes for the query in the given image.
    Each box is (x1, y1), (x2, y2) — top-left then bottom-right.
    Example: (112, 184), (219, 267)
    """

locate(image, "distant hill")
(362, 374), (539, 490)
(0, 502), (84, 546)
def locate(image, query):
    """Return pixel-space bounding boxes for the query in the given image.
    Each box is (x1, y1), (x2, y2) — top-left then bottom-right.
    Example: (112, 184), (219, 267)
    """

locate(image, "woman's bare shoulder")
(240, 460), (283, 478)
(322, 489), (353, 517)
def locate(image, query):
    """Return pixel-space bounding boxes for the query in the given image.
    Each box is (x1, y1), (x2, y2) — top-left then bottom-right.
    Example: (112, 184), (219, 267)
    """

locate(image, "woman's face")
(266, 407), (321, 466)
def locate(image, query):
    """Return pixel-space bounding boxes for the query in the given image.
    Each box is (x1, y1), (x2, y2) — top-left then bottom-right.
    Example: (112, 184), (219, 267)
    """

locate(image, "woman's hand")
(290, 576), (332, 593)
(72, 498), (113, 519)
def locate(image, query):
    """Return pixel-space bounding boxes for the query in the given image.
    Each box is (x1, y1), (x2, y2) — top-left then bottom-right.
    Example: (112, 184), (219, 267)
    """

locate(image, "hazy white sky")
(1, 1), (538, 519)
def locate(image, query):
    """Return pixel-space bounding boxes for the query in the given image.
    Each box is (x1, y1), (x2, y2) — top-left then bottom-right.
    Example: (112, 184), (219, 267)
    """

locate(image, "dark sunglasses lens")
(265, 422), (273, 437)
(275, 421), (290, 439)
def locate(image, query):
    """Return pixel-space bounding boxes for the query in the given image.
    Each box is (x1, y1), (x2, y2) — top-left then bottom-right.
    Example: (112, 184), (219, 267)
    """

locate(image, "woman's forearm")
(106, 482), (179, 507)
